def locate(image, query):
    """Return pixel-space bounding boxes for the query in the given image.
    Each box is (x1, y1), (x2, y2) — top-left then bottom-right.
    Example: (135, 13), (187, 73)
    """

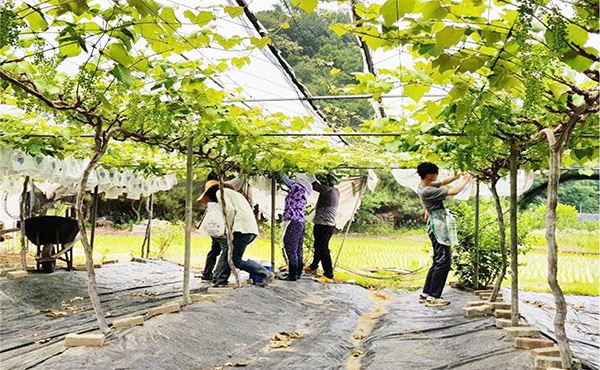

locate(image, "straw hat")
(197, 180), (219, 203)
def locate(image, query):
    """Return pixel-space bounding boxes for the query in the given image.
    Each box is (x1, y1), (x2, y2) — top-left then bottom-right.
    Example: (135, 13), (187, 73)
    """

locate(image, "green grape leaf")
(405, 83), (430, 103)
(224, 6), (244, 18)
(127, 0), (158, 16)
(565, 23), (588, 46)
(329, 23), (349, 37)
(24, 5), (48, 31)
(420, 1), (448, 20)
(291, 0), (318, 13)
(458, 56), (486, 72)
(104, 42), (133, 66)
(436, 27), (464, 49)
(380, 0), (415, 25)
(563, 50), (594, 72)
(194, 11), (214, 26)
(110, 64), (133, 86)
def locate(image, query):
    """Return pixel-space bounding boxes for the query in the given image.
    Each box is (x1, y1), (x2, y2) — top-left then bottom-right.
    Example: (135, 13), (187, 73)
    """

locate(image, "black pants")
(202, 237), (224, 280)
(310, 224), (335, 278)
(213, 232), (269, 285)
(422, 232), (452, 298)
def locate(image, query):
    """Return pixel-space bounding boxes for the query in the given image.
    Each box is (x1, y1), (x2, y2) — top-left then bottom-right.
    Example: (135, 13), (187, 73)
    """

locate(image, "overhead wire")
(136, 0), (275, 114)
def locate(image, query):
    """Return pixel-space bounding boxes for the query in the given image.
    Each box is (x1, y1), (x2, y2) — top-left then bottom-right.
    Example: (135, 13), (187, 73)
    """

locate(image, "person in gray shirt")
(306, 174), (340, 280)
(417, 162), (471, 307)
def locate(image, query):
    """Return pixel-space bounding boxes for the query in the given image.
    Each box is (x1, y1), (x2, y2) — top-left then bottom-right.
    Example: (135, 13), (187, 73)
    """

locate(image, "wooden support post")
(509, 141), (519, 327)
(182, 138), (193, 306)
(90, 186), (99, 251)
(270, 176), (276, 272)
(19, 176), (30, 271)
(147, 194), (153, 259)
(474, 180), (480, 290)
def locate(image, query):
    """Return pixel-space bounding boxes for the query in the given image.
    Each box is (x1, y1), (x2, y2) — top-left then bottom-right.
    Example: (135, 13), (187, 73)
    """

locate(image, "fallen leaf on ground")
(269, 331), (303, 349)
(270, 341), (290, 349)
(42, 309), (68, 318)
(351, 348), (365, 357)
(525, 300), (555, 310)
(372, 291), (390, 302)
(129, 290), (159, 297)
(224, 361), (250, 367)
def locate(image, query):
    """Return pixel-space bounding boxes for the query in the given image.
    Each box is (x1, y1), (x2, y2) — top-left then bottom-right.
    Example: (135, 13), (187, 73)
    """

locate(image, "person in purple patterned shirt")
(280, 174), (313, 281)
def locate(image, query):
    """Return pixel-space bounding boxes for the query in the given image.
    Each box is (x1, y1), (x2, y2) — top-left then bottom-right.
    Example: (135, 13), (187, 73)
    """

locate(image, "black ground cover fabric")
(361, 289), (534, 370)
(510, 289), (599, 370)
(1, 261), (595, 370)
(0, 261), (206, 369)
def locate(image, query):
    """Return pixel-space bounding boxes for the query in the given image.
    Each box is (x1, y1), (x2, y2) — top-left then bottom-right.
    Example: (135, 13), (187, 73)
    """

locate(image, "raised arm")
(440, 174), (461, 185)
(281, 175), (294, 188)
(447, 174), (472, 195)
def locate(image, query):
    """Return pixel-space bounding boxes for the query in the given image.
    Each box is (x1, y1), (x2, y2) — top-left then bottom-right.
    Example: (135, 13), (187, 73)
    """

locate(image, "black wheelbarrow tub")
(24, 216), (79, 246)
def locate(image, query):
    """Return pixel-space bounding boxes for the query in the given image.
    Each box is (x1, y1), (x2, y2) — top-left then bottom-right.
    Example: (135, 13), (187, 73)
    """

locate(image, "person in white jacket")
(197, 180), (273, 287)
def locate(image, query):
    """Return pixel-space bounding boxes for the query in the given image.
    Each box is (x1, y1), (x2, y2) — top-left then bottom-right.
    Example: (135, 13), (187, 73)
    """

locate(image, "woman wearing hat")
(198, 180), (273, 287)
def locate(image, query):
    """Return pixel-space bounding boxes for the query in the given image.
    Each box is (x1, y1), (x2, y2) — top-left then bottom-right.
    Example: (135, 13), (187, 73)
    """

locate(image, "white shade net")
(391, 168), (535, 200)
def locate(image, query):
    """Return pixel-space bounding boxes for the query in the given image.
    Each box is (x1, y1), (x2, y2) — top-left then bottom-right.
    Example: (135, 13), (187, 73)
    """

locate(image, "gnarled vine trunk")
(489, 181), (507, 303)
(543, 128), (574, 369)
(76, 146), (110, 334)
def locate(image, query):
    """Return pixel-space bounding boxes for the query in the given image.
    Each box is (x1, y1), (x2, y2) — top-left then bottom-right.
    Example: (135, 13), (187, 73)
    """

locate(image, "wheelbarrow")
(25, 216), (79, 273)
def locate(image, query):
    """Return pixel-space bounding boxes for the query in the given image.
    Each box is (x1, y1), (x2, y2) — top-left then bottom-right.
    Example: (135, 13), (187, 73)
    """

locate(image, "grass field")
(43, 228), (599, 296)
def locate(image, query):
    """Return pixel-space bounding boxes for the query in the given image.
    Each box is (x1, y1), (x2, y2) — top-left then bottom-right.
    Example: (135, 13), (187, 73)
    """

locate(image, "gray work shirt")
(417, 180), (454, 245)
(313, 183), (340, 226)
(417, 180), (448, 211)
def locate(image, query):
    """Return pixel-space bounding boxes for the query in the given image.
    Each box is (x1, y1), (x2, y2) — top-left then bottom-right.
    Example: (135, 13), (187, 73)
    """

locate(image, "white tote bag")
(200, 203), (225, 238)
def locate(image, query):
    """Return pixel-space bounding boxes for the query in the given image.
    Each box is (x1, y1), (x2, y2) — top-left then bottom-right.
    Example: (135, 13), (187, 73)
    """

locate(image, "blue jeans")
(201, 237), (224, 280)
(213, 232), (268, 285)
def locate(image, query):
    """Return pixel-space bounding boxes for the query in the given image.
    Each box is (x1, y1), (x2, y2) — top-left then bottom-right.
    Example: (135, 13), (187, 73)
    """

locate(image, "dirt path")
(345, 290), (391, 370)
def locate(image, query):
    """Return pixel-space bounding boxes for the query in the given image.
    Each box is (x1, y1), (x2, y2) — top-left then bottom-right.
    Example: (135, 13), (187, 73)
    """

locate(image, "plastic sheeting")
(509, 289), (599, 370)
(391, 168), (535, 200)
(362, 289), (536, 370)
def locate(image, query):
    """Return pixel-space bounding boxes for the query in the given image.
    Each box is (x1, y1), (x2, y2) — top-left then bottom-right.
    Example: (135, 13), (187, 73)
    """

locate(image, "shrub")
(520, 203), (579, 231)
(449, 201), (504, 289)
(153, 221), (184, 259)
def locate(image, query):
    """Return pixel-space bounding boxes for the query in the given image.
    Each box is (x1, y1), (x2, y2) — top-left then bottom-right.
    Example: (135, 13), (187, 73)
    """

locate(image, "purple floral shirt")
(283, 183), (308, 222)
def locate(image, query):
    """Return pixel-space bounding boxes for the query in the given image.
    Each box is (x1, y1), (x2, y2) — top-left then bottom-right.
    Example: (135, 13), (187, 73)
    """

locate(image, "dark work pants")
(283, 220), (306, 279)
(422, 232), (452, 298)
(214, 232), (268, 285)
(202, 237), (223, 280)
(310, 224), (335, 278)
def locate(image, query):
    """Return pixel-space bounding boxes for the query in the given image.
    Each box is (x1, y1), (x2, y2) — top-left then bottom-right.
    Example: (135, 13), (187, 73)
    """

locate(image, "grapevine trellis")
(0, 0), (597, 368)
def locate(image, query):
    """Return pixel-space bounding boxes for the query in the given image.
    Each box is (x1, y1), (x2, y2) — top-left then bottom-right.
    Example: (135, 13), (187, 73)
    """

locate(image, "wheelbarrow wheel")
(41, 244), (56, 273)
